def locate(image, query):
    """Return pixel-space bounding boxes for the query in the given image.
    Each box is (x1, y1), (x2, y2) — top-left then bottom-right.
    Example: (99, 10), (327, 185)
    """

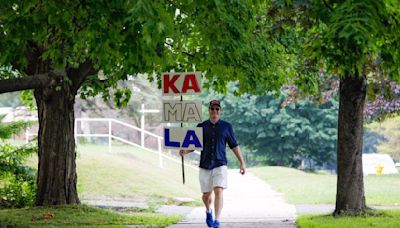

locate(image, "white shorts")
(199, 165), (228, 193)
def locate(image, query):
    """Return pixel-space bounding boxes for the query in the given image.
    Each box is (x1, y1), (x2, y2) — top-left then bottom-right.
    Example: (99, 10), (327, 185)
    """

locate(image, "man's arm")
(232, 146), (246, 175)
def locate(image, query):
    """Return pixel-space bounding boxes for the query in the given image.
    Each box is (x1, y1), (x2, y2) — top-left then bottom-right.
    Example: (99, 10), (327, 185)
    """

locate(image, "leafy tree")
(365, 82), (400, 121)
(267, 0), (400, 215)
(204, 86), (338, 168)
(362, 130), (387, 154)
(0, 1), (281, 206)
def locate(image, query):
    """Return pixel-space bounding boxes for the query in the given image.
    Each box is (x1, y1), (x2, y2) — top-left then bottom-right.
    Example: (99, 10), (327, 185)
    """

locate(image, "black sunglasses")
(210, 107), (220, 111)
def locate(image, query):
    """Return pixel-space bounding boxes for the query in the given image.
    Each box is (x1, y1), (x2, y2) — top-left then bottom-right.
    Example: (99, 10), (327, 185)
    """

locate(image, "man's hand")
(239, 163), (246, 175)
(179, 149), (189, 156)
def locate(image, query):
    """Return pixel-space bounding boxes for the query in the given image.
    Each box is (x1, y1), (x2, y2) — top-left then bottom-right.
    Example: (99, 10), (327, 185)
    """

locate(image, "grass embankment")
(25, 143), (201, 205)
(0, 205), (181, 227)
(251, 166), (400, 205)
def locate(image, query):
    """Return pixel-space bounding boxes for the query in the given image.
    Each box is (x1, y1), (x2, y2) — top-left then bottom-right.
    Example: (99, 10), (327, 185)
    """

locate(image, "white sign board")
(162, 72), (202, 96)
(162, 100), (202, 123)
(163, 127), (203, 150)
(362, 153), (399, 175)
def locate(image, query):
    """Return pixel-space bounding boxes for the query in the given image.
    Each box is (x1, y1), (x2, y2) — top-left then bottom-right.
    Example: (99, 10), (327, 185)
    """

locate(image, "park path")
(167, 170), (297, 228)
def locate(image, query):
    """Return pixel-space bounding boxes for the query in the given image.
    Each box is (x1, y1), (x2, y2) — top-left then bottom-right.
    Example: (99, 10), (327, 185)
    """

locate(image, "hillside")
(26, 143), (201, 205)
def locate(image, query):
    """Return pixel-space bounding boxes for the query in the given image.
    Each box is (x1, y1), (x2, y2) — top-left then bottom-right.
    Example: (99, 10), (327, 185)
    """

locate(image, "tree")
(365, 82), (400, 121)
(1, 1), (175, 206)
(0, 1), (280, 206)
(203, 86), (338, 168)
(267, 0), (400, 215)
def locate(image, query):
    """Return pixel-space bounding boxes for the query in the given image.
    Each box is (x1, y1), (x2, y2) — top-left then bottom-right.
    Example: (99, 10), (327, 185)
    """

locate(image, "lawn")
(0, 205), (181, 227)
(24, 143), (202, 205)
(251, 166), (400, 205)
(297, 210), (400, 228)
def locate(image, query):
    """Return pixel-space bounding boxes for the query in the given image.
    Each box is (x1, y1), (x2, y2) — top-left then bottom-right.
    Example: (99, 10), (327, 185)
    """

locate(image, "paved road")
(167, 170), (297, 228)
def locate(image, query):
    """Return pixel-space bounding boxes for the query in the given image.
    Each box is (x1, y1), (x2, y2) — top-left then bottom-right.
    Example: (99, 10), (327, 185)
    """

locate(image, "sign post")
(180, 96), (184, 184)
(162, 72), (202, 184)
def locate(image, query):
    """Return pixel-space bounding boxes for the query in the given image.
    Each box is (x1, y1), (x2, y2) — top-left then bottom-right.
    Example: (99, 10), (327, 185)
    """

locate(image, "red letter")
(182, 74), (200, 93)
(163, 74), (180, 94)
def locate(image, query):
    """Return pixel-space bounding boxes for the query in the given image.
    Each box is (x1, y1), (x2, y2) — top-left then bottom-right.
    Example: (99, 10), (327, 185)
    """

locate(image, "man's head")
(208, 99), (221, 123)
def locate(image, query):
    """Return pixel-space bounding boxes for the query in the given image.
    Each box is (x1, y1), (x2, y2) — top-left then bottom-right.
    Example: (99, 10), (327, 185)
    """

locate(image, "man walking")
(180, 99), (246, 228)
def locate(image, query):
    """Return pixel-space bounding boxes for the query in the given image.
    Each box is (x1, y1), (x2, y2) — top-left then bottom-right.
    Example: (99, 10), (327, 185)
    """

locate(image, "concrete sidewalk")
(167, 170), (297, 228)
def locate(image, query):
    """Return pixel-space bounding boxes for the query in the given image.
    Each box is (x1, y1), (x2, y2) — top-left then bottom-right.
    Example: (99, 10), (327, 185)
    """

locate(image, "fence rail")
(74, 118), (199, 170)
(23, 117), (199, 170)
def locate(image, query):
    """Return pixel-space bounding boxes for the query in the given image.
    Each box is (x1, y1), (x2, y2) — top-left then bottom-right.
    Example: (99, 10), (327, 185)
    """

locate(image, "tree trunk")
(334, 73), (367, 215)
(34, 83), (79, 205)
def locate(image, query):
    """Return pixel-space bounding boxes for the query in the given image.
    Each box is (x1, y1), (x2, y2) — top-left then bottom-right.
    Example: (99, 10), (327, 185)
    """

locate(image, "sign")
(164, 127), (203, 150)
(162, 72), (202, 95)
(162, 100), (202, 123)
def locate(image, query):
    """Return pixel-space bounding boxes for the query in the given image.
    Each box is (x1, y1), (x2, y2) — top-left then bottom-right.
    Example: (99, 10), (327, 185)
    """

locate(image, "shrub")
(0, 115), (37, 208)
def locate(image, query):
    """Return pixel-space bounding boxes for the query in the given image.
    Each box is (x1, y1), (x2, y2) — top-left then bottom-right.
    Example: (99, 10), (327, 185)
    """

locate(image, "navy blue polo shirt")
(197, 119), (238, 169)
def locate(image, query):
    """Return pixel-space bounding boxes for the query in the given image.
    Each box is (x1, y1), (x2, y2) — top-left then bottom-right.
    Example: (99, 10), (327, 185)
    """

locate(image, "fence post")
(158, 137), (163, 168)
(108, 119), (112, 153)
(74, 119), (77, 144)
(25, 127), (29, 143)
(141, 104), (145, 147)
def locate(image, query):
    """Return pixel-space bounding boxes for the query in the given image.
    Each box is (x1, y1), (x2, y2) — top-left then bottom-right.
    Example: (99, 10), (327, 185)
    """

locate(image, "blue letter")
(182, 130), (202, 148)
(164, 128), (180, 147)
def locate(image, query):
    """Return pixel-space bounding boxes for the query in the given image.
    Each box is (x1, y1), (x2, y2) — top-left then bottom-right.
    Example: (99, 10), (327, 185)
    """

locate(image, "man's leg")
(202, 191), (212, 212)
(213, 187), (223, 221)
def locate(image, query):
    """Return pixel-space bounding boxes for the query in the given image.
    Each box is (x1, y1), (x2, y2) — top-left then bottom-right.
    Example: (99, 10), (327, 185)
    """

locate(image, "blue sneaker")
(206, 210), (213, 227)
(213, 220), (220, 228)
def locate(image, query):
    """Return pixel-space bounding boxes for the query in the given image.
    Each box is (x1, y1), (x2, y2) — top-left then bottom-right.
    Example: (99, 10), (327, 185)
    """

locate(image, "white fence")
(74, 118), (198, 170)
(21, 116), (199, 170)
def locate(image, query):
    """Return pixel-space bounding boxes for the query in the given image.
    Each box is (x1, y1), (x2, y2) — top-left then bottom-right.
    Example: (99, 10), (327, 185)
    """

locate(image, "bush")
(0, 175), (36, 208)
(0, 144), (37, 208)
(0, 115), (37, 208)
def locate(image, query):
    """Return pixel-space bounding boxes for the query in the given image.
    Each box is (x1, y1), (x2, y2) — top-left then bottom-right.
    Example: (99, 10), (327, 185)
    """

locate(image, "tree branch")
(0, 74), (51, 94)
(322, 0), (333, 11)
(68, 59), (98, 94)
(165, 42), (195, 58)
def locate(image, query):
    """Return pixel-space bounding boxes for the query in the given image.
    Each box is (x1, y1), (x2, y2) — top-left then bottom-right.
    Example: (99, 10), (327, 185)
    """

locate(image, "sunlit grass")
(251, 166), (336, 204)
(24, 142), (202, 205)
(251, 166), (400, 205)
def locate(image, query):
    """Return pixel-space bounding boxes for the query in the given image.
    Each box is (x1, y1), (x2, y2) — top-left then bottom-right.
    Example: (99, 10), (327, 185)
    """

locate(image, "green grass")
(297, 210), (400, 228)
(25, 143), (202, 205)
(0, 205), (181, 227)
(251, 166), (400, 205)
(364, 174), (400, 205)
(251, 166), (336, 204)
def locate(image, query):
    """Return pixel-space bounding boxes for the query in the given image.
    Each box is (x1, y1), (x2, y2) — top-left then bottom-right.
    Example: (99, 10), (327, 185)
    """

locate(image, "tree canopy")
(0, 0), (285, 206)
(0, 0), (288, 96)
